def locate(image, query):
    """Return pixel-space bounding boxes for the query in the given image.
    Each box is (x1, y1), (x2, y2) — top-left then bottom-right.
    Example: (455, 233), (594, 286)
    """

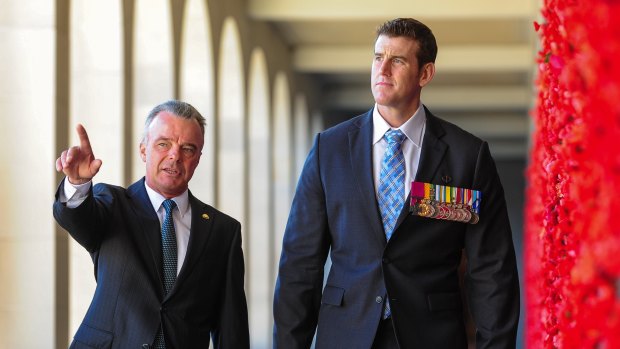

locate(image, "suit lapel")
(167, 192), (213, 298)
(414, 107), (448, 183)
(348, 110), (386, 245)
(127, 179), (165, 296)
(393, 107), (448, 231)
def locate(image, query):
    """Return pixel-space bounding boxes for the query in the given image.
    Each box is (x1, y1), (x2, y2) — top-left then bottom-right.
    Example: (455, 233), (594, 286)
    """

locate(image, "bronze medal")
(469, 213), (479, 224)
(459, 208), (470, 222)
(453, 208), (465, 222)
(437, 204), (450, 219)
(462, 209), (472, 223)
(426, 202), (436, 217)
(447, 205), (458, 221)
(430, 202), (441, 219)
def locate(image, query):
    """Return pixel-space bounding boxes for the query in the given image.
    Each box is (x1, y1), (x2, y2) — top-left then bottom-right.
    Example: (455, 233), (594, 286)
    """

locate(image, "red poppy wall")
(527, 0), (620, 347)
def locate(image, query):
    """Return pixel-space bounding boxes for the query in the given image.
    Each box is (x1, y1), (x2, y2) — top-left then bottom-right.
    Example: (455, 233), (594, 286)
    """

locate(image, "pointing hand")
(55, 124), (102, 185)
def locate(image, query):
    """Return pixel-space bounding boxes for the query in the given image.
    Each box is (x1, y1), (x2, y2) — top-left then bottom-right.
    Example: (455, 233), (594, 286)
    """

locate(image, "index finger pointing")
(76, 123), (94, 154)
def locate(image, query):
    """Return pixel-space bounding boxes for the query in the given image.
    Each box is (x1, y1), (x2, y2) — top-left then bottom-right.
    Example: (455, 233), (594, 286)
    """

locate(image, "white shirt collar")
(144, 182), (190, 218)
(372, 103), (426, 147)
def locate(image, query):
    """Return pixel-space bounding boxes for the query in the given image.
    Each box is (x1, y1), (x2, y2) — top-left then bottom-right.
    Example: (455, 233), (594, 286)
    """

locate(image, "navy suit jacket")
(53, 178), (249, 349)
(273, 107), (519, 348)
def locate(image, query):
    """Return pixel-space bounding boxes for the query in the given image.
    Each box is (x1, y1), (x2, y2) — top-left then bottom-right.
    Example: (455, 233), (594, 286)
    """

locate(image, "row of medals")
(414, 199), (479, 224)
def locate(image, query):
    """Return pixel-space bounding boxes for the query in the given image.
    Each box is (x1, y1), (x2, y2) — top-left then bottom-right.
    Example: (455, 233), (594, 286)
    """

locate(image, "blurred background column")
(0, 0), (56, 347)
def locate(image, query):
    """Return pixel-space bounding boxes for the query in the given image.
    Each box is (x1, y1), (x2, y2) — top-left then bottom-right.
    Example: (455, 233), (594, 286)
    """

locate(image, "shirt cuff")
(61, 178), (92, 208)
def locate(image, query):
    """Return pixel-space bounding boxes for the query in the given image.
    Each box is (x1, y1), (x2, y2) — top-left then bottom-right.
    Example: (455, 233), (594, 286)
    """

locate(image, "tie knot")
(162, 199), (177, 214)
(384, 129), (406, 145)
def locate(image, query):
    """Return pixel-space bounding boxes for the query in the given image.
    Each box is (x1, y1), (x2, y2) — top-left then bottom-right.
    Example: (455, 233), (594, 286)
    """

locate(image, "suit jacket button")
(376, 296), (383, 303)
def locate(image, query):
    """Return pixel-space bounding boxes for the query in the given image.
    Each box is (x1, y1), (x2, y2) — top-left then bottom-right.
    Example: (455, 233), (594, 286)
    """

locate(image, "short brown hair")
(376, 18), (438, 68)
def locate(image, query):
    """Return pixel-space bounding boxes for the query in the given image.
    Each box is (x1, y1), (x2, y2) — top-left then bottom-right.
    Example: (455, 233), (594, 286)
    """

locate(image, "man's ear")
(139, 143), (147, 162)
(419, 62), (436, 88)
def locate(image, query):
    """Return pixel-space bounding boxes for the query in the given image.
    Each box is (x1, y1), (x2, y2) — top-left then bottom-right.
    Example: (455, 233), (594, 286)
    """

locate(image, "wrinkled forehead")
(146, 112), (204, 147)
(374, 35), (419, 54)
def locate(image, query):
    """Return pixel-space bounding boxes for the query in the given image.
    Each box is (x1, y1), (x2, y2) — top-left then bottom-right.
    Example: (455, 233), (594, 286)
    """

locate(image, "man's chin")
(161, 186), (187, 198)
(372, 94), (393, 105)
(159, 177), (186, 189)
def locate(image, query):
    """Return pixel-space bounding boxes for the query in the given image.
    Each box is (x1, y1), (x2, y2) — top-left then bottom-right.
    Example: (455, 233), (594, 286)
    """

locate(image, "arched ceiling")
(248, 0), (539, 159)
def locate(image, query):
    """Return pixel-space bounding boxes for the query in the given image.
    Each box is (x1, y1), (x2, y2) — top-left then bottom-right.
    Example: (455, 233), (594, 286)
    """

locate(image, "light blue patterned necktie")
(378, 129), (406, 240)
(154, 199), (177, 349)
(378, 129), (406, 319)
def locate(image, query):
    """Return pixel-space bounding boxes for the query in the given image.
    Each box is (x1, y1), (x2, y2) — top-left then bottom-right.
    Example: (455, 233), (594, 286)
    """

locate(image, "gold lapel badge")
(202, 213), (210, 220)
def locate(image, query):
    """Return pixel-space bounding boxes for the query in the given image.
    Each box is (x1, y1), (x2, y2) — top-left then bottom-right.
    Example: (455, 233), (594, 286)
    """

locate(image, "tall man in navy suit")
(54, 100), (249, 348)
(273, 18), (520, 348)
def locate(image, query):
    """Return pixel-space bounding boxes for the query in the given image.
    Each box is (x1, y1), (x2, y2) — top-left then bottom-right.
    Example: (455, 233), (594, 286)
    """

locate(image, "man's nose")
(168, 146), (180, 160)
(379, 60), (391, 76)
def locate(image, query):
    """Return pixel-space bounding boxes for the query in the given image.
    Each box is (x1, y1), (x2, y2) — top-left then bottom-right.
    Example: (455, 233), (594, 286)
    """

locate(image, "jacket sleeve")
(464, 141), (520, 349)
(212, 220), (250, 349)
(273, 134), (331, 349)
(53, 179), (111, 253)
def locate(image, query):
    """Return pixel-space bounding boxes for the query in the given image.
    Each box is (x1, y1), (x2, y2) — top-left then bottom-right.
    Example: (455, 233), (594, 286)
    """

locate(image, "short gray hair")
(142, 100), (206, 143)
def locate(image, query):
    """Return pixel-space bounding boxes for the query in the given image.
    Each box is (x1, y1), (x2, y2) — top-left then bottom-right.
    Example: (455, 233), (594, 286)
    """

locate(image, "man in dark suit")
(273, 18), (519, 348)
(54, 100), (249, 348)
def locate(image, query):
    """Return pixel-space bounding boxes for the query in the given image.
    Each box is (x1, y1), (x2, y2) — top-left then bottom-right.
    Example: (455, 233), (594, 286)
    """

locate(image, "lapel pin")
(441, 175), (452, 184)
(202, 213), (210, 220)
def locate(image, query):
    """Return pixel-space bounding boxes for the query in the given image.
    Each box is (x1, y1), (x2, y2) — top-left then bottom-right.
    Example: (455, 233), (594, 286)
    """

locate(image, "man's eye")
(182, 147), (196, 155)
